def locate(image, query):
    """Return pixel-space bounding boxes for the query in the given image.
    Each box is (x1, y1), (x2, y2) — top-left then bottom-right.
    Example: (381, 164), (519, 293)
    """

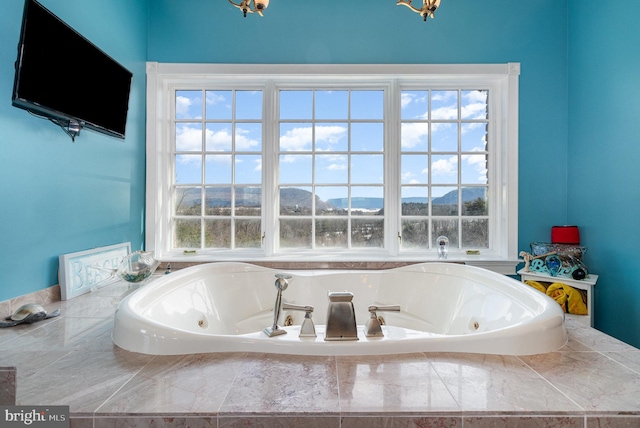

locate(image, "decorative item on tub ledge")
(0, 303), (61, 328)
(59, 242), (131, 300)
(519, 242), (589, 280)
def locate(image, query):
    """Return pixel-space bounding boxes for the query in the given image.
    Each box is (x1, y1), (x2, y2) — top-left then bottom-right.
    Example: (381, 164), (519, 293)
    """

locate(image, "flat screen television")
(12, 0), (133, 140)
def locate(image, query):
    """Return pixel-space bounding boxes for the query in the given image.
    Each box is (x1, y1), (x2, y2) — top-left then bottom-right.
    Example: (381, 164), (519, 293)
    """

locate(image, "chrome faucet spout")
(325, 291), (359, 341)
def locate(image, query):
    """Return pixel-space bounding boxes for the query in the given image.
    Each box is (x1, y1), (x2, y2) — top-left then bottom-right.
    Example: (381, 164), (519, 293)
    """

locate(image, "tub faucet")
(325, 291), (359, 341)
(263, 273), (291, 337)
(364, 304), (401, 337)
(282, 303), (317, 337)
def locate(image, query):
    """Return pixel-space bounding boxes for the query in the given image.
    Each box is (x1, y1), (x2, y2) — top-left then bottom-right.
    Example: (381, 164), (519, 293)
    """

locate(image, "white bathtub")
(112, 262), (567, 356)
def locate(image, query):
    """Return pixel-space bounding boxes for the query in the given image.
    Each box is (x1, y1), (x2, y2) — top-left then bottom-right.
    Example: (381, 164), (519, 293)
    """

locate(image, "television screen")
(12, 0), (133, 139)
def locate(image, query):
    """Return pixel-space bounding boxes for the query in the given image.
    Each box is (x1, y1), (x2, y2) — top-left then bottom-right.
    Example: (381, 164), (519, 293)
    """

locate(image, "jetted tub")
(112, 262), (567, 356)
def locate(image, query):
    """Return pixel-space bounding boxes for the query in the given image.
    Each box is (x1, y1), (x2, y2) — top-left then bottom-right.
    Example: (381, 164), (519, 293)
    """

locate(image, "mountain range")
(182, 186), (486, 209)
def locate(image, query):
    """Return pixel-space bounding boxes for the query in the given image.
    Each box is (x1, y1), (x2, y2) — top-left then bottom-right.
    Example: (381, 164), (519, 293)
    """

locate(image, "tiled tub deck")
(1, 278), (640, 428)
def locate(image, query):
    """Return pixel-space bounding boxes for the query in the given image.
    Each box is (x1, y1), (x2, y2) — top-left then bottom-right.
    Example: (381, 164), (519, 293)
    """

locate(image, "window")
(278, 89), (385, 250)
(146, 63), (519, 272)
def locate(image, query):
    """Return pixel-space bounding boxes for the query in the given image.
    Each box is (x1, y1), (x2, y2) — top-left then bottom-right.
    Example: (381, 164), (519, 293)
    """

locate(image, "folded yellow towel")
(524, 280), (588, 315)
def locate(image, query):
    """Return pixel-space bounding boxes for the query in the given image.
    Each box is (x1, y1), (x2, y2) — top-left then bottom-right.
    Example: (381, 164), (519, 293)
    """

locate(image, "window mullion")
(263, 80), (278, 256)
(386, 80), (401, 256)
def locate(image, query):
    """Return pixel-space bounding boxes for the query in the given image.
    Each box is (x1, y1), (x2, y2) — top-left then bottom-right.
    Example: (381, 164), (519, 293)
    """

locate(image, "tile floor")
(1, 278), (639, 427)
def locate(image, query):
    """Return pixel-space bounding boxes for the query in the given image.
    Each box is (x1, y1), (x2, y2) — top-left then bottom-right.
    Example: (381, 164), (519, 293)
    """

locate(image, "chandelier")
(229, 0), (443, 21)
(228, 0), (270, 17)
(397, 0), (441, 21)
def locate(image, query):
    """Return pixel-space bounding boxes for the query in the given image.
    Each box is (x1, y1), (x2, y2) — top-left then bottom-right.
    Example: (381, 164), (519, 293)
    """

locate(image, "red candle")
(551, 225), (580, 245)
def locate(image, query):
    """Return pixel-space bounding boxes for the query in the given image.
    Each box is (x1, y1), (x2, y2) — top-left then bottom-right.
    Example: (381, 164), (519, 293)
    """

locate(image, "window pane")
(432, 219), (458, 247)
(351, 123), (383, 152)
(204, 219), (231, 248)
(352, 219), (384, 248)
(351, 155), (383, 184)
(315, 123), (348, 151)
(462, 219), (488, 248)
(205, 90), (232, 120)
(235, 123), (262, 151)
(280, 219), (312, 248)
(432, 123), (458, 152)
(174, 218), (201, 248)
(401, 91), (428, 120)
(315, 219), (348, 248)
(351, 91), (383, 120)
(401, 187), (429, 215)
(235, 155), (262, 184)
(235, 90), (262, 120)
(316, 186), (348, 216)
(280, 186), (312, 215)
(205, 155), (231, 184)
(176, 123), (202, 152)
(401, 123), (429, 151)
(175, 187), (201, 215)
(280, 91), (312, 119)
(432, 186), (458, 216)
(462, 154), (488, 184)
(462, 188), (488, 216)
(280, 123), (312, 151)
(279, 155), (312, 184)
(351, 186), (383, 215)
(176, 154), (202, 184)
(235, 187), (261, 216)
(401, 219), (429, 249)
(401, 155), (429, 185)
(205, 187), (231, 215)
(431, 155), (458, 184)
(316, 91), (348, 119)
(176, 90), (202, 119)
(235, 219), (262, 248)
(431, 91), (458, 120)
(205, 123), (232, 152)
(315, 154), (348, 183)
(461, 123), (487, 152)
(462, 90), (488, 120)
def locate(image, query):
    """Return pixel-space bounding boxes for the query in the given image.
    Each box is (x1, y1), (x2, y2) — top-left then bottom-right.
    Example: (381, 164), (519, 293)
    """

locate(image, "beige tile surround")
(1, 268), (639, 428)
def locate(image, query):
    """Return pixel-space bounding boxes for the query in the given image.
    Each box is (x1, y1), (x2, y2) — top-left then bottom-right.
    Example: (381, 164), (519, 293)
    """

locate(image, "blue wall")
(568, 1), (640, 346)
(0, 0), (148, 301)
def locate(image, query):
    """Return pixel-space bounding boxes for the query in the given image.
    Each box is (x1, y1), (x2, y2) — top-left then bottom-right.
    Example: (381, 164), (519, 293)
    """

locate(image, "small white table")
(517, 269), (598, 327)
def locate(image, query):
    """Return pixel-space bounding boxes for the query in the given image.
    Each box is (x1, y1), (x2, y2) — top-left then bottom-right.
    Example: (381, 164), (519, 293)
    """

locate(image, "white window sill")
(158, 251), (521, 275)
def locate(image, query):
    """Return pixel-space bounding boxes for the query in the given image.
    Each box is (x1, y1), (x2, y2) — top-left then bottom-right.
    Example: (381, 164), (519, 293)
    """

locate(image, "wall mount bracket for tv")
(48, 117), (83, 142)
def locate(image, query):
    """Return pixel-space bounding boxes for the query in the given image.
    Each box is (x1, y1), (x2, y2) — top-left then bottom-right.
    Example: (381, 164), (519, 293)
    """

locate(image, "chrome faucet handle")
(282, 303), (317, 337)
(364, 304), (400, 338)
(368, 304), (401, 313)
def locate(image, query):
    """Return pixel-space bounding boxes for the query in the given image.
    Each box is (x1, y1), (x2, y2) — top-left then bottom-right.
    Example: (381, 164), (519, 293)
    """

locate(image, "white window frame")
(146, 62), (520, 273)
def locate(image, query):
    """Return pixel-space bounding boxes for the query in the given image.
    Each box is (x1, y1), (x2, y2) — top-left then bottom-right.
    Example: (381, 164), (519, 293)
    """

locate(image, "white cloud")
(235, 126), (260, 151)
(431, 156), (458, 176)
(175, 96), (195, 118)
(176, 125), (203, 151)
(316, 125), (347, 146)
(280, 126), (312, 151)
(401, 122), (429, 149)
